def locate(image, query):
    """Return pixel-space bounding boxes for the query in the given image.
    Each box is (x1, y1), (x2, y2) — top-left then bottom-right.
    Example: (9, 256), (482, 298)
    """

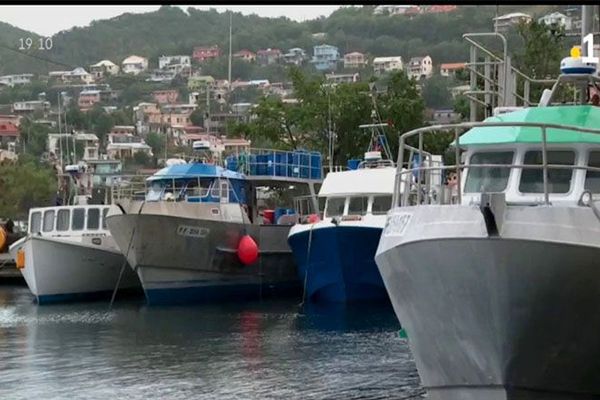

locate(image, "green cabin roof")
(458, 105), (600, 146)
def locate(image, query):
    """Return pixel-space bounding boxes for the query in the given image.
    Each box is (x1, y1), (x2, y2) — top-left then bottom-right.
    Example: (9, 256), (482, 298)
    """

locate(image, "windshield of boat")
(465, 151), (514, 193)
(325, 197), (345, 218)
(146, 178), (214, 201)
(519, 150), (575, 194)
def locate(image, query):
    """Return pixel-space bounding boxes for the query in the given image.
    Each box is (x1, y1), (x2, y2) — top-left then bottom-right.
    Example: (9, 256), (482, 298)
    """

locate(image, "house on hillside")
(122, 55), (149, 75)
(106, 132), (152, 160)
(344, 52), (367, 69)
(158, 55), (191, 74)
(233, 50), (256, 62)
(493, 12), (532, 32)
(373, 56), (403, 75)
(440, 62), (466, 77)
(311, 44), (340, 72)
(283, 48), (307, 66)
(153, 90), (179, 104)
(193, 46), (221, 63)
(538, 12), (573, 30)
(407, 56), (433, 80)
(373, 5), (416, 15)
(12, 100), (51, 114)
(0, 121), (19, 147)
(0, 74), (34, 87)
(78, 90), (112, 112)
(423, 5), (457, 13)
(90, 60), (120, 79)
(63, 67), (94, 85)
(325, 73), (360, 85)
(188, 75), (215, 90)
(147, 69), (177, 83)
(257, 49), (282, 66)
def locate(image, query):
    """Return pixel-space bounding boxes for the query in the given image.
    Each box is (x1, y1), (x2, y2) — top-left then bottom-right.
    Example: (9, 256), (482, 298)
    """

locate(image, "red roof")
(441, 63), (466, 70)
(0, 122), (19, 136)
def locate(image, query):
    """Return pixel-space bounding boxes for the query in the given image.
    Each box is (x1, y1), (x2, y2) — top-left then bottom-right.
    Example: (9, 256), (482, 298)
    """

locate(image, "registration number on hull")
(383, 213), (412, 237)
(177, 225), (210, 238)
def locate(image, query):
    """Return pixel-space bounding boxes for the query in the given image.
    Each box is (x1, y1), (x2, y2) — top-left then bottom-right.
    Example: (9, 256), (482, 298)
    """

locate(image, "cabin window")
(87, 208), (100, 230)
(72, 208), (85, 231)
(56, 209), (70, 231)
(372, 195), (393, 215)
(465, 152), (514, 193)
(348, 196), (369, 216)
(30, 212), (41, 233)
(585, 151), (600, 193)
(519, 151), (575, 194)
(42, 210), (55, 232)
(102, 208), (108, 229)
(325, 197), (345, 218)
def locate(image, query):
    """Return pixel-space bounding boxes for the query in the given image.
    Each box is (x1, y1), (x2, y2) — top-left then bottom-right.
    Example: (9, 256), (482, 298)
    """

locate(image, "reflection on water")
(0, 284), (422, 399)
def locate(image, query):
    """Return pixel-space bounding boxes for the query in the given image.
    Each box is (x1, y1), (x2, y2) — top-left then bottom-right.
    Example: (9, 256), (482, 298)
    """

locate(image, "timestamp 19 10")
(18, 37), (53, 51)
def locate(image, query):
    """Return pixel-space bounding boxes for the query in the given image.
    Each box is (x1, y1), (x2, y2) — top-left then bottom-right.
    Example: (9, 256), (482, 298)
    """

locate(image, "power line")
(0, 42), (76, 70)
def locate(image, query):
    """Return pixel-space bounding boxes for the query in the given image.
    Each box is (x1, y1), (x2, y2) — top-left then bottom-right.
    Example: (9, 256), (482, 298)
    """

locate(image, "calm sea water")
(0, 284), (422, 400)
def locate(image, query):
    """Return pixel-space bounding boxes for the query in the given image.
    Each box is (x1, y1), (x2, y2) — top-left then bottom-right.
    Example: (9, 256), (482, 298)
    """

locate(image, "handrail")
(396, 121), (600, 208)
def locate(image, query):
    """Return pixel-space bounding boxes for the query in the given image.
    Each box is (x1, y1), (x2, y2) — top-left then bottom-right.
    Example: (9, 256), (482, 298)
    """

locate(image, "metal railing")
(395, 121), (600, 208)
(224, 148), (323, 181)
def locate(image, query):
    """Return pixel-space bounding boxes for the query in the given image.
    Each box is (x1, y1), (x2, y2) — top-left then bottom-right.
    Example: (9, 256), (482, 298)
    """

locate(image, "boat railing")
(395, 121), (600, 207)
(224, 148), (323, 181)
(110, 175), (151, 203)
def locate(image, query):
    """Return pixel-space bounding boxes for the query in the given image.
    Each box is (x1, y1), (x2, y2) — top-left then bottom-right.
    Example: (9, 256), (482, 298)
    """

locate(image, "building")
(233, 50), (256, 62)
(282, 48), (307, 66)
(78, 90), (108, 111)
(407, 56), (433, 80)
(493, 12), (532, 32)
(429, 108), (461, 124)
(343, 52), (367, 69)
(311, 32), (327, 40)
(89, 60), (120, 79)
(311, 44), (340, 72)
(0, 121), (19, 147)
(193, 46), (220, 63)
(74, 133), (100, 161)
(122, 55), (149, 75)
(188, 75), (215, 90)
(372, 56), (403, 75)
(440, 62), (466, 77)
(147, 69), (177, 83)
(538, 12), (573, 30)
(0, 114), (21, 128)
(153, 90), (179, 104)
(158, 55), (191, 76)
(222, 137), (251, 154)
(205, 113), (247, 135)
(373, 5), (417, 15)
(106, 133), (152, 160)
(257, 48), (282, 66)
(110, 126), (136, 135)
(133, 102), (162, 135)
(325, 73), (360, 85)
(62, 67), (94, 85)
(46, 132), (100, 160)
(12, 100), (51, 114)
(450, 84), (470, 98)
(0, 74), (34, 87)
(424, 5), (457, 13)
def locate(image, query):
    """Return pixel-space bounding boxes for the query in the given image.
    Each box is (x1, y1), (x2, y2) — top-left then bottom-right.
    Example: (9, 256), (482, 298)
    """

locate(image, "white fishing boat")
(375, 49), (600, 399)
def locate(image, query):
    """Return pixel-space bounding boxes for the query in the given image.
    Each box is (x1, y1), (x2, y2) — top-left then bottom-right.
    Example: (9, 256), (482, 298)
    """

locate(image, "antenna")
(228, 11), (233, 94)
(327, 88), (334, 171)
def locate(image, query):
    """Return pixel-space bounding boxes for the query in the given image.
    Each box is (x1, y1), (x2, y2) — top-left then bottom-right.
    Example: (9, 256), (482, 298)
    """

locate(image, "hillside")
(0, 5), (562, 76)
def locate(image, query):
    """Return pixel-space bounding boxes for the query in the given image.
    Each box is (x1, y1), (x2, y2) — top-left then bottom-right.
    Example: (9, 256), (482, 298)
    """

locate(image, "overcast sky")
(0, 5), (342, 36)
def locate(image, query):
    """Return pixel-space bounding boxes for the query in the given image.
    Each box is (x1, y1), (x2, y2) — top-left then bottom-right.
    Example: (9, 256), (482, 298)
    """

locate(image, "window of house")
(519, 151), (575, 194)
(30, 211), (42, 233)
(56, 209), (70, 231)
(465, 151), (514, 193)
(325, 197), (345, 218)
(43, 210), (55, 232)
(72, 208), (85, 231)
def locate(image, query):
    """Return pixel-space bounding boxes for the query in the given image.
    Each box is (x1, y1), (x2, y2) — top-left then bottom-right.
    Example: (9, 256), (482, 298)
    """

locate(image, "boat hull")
(288, 224), (389, 303)
(9, 236), (140, 304)
(376, 205), (600, 399)
(107, 203), (300, 305)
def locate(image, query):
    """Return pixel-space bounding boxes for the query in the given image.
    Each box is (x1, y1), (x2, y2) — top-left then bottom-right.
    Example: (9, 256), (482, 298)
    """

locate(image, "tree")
(145, 132), (165, 165)
(422, 75), (452, 109)
(18, 119), (50, 159)
(189, 109), (205, 127)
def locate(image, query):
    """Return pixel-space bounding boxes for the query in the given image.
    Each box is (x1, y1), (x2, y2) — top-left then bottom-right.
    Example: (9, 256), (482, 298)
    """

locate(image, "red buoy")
(307, 214), (320, 224)
(238, 234), (259, 265)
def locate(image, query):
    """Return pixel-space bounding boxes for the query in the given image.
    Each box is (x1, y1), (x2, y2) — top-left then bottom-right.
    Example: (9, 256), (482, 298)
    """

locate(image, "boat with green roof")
(375, 50), (600, 399)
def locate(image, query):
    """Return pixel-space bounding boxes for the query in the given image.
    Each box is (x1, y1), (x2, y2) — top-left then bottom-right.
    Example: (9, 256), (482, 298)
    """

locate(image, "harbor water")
(0, 283), (422, 399)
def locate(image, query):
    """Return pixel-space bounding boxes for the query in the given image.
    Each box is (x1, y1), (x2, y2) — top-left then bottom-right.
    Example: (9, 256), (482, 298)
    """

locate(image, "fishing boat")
(375, 49), (600, 399)
(9, 164), (140, 303)
(288, 124), (420, 303)
(106, 148), (322, 305)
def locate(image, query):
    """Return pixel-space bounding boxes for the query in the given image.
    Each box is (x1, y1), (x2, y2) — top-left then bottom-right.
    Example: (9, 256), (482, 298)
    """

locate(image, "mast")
(57, 92), (63, 167)
(228, 11), (233, 93)
(327, 88), (333, 171)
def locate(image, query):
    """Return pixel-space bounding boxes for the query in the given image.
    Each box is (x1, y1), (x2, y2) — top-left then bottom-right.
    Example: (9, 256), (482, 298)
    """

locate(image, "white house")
(106, 132), (152, 160)
(325, 73), (360, 85)
(90, 60), (120, 79)
(63, 67), (95, 84)
(538, 12), (572, 30)
(373, 5), (416, 15)
(493, 12), (532, 32)
(158, 55), (191, 74)
(0, 74), (34, 87)
(372, 56), (403, 75)
(407, 56), (433, 80)
(122, 55), (149, 75)
(344, 52), (367, 69)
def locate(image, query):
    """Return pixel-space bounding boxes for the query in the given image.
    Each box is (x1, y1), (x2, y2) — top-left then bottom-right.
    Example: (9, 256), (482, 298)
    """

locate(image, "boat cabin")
(28, 205), (111, 237)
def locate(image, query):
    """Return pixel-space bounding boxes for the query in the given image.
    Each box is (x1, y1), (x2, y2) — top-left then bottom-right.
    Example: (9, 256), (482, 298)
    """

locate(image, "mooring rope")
(299, 223), (315, 307)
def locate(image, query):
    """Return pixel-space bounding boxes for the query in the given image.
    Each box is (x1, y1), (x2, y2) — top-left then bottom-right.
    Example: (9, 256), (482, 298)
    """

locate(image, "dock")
(0, 253), (23, 281)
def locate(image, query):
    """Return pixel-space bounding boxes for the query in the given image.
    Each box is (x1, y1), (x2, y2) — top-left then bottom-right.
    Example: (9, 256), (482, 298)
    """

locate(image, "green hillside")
(0, 5), (562, 76)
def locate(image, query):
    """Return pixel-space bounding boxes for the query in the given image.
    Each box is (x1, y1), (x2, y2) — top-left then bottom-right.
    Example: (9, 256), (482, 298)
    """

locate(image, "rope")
(299, 223), (315, 307)
(109, 201), (145, 309)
